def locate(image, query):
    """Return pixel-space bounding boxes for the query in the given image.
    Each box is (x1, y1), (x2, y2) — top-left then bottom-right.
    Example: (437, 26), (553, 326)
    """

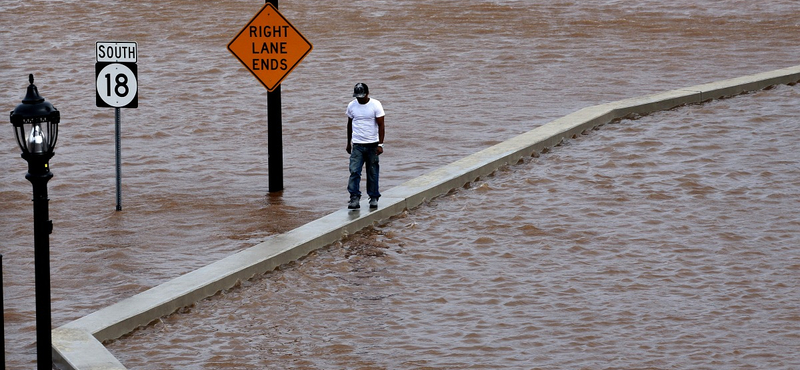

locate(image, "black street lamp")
(10, 74), (59, 370)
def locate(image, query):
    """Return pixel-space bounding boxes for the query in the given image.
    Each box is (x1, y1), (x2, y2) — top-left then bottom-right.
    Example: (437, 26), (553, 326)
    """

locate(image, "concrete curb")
(52, 65), (800, 369)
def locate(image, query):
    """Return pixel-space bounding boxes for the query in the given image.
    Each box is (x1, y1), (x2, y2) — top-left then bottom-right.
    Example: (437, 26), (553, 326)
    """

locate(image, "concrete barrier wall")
(52, 65), (800, 369)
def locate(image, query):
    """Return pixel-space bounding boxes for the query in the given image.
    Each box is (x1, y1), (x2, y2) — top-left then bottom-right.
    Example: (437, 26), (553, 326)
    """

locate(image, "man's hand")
(346, 143), (352, 154)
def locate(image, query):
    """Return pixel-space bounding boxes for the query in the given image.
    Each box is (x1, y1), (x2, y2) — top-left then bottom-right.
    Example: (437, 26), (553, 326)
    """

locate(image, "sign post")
(267, 84), (282, 193)
(96, 41), (138, 210)
(228, 0), (312, 192)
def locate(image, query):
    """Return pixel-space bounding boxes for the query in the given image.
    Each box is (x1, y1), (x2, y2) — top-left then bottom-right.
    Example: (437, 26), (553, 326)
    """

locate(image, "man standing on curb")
(346, 82), (385, 209)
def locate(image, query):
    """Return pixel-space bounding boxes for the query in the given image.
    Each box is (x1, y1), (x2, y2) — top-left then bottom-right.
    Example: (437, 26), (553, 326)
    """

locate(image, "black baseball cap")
(353, 83), (369, 98)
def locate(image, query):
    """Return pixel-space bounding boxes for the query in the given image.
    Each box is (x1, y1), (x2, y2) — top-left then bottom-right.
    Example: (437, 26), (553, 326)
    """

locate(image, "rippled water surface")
(1, 0), (799, 368)
(108, 85), (800, 369)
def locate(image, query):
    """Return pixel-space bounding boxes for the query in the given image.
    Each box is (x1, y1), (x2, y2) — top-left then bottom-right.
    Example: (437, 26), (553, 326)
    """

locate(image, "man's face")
(356, 95), (369, 104)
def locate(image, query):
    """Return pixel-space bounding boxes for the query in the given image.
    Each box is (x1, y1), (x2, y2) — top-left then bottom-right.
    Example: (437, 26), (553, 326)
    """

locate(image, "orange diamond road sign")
(228, 3), (313, 92)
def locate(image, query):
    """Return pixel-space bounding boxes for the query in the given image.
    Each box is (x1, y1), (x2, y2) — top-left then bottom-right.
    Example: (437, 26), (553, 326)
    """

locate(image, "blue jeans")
(348, 143), (380, 199)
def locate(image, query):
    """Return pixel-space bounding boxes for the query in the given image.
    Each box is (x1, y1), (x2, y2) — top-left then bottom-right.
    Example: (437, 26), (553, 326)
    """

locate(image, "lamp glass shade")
(10, 74), (59, 154)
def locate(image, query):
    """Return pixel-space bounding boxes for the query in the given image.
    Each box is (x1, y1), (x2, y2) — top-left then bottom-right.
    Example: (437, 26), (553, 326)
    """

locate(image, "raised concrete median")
(52, 65), (800, 369)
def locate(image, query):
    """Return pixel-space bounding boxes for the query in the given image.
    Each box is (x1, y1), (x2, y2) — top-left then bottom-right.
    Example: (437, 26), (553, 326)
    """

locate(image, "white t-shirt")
(347, 98), (385, 144)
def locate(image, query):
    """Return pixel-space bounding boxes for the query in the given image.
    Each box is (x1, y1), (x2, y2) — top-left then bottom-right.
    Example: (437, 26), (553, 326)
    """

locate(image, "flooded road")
(1, 0), (799, 368)
(107, 84), (800, 369)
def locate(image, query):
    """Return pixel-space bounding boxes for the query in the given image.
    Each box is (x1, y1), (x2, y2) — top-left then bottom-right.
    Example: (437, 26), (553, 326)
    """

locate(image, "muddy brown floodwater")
(1, 0), (799, 368)
(107, 84), (800, 369)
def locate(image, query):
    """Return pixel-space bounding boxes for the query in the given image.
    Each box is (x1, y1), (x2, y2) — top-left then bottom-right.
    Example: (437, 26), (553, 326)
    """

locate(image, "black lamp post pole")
(25, 151), (53, 370)
(1, 254), (4, 369)
(11, 74), (58, 370)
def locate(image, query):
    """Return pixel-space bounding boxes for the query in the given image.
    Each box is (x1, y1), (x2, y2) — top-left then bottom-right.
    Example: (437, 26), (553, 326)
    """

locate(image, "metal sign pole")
(267, 85), (283, 192)
(115, 107), (122, 211)
(266, 0), (283, 193)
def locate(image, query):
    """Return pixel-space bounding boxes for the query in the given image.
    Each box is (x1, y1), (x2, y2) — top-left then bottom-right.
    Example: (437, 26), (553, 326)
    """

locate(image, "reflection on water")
(1, 0), (799, 368)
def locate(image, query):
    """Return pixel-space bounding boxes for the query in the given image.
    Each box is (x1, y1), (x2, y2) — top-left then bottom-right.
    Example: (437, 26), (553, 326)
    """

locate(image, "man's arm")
(346, 117), (353, 154)
(376, 115), (385, 155)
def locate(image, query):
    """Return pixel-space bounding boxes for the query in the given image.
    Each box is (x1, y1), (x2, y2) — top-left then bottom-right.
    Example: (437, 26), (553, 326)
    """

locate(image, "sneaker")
(369, 197), (379, 209)
(348, 195), (361, 209)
